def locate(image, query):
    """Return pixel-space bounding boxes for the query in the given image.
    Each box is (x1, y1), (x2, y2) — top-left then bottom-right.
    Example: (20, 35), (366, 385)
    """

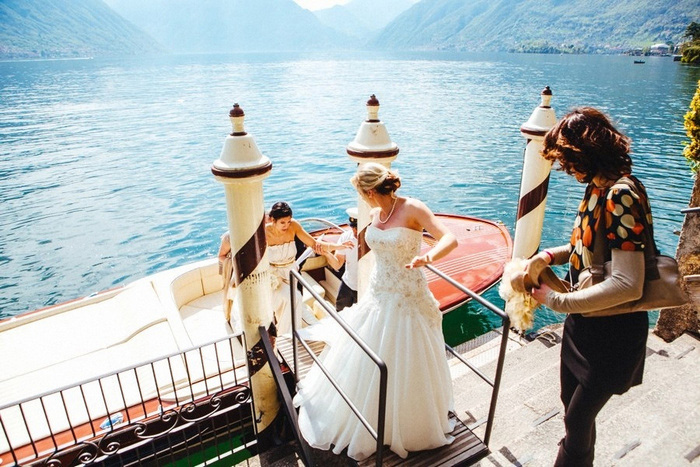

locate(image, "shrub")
(684, 80), (700, 173)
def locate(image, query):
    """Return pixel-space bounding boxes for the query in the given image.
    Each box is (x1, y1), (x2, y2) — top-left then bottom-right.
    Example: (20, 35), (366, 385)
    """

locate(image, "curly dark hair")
(269, 201), (293, 220)
(541, 107), (632, 183)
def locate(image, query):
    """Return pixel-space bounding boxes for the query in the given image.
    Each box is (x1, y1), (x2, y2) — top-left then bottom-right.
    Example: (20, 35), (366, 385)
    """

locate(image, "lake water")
(1, 52), (699, 340)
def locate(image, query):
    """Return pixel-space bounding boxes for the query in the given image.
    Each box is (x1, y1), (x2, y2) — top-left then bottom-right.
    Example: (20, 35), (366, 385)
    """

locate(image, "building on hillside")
(650, 43), (671, 55)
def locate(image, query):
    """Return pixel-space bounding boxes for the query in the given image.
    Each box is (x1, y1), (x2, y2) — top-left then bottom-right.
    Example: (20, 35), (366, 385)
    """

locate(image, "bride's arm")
(405, 199), (457, 269)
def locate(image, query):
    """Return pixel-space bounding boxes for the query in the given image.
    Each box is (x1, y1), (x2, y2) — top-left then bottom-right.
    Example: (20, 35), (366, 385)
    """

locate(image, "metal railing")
(289, 269), (388, 467)
(681, 207), (700, 214)
(426, 264), (510, 446)
(257, 325), (314, 466)
(0, 334), (254, 466)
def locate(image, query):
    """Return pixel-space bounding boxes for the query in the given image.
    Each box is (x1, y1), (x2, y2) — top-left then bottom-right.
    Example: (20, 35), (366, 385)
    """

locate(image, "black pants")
(335, 280), (357, 311)
(555, 364), (613, 466)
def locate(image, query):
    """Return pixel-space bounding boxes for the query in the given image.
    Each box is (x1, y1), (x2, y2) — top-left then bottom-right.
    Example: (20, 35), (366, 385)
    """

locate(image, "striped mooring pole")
(347, 95), (400, 298)
(211, 104), (280, 434)
(512, 87), (557, 260)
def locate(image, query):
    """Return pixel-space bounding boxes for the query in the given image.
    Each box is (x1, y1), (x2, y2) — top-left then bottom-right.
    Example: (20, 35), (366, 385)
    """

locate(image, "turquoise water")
(1, 52), (699, 334)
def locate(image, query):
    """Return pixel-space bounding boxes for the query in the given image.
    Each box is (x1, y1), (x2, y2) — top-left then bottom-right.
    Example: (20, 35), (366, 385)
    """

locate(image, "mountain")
(0, 0), (162, 59)
(373, 0), (700, 52)
(342, 0), (419, 32)
(313, 5), (372, 39)
(104, 0), (354, 53)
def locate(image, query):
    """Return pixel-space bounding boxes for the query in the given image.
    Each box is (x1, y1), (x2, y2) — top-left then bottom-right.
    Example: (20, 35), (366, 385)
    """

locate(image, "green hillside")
(0, 0), (162, 59)
(373, 0), (700, 52)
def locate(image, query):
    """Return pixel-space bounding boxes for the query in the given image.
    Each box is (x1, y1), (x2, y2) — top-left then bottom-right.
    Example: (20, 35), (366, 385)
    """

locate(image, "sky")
(294, 0), (350, 11)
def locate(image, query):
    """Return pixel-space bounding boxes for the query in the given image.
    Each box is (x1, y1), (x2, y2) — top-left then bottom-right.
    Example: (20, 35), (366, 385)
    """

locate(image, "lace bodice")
(365, 225), (430, 298)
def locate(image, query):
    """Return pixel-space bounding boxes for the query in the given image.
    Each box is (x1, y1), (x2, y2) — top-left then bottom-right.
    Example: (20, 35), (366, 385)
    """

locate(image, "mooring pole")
(211, 104), (280, 438)
(346, 95), (400, 298)
(513, 87), (557, 260)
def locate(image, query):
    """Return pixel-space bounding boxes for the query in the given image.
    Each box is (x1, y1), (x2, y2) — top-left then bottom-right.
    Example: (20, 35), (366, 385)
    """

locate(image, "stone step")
(452, 339), (561, 422)
(592, 350), (700, 465)
(463, 330), (700, 467)
(484, 408), (565, 466)
(473, 364), (562, 448)
(616, 407), (700, 466)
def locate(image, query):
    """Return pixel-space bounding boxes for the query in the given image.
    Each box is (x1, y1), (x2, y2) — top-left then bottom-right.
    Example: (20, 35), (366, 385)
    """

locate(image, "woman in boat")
(218, 202), (338, 334)
(265, 201), (338, 335)
(523, 107), (651, 466)
(294, 162), (458, 461)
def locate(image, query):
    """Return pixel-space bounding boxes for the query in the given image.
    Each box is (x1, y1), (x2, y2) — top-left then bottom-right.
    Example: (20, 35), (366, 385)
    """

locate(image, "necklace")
(378, 197), (397, 224)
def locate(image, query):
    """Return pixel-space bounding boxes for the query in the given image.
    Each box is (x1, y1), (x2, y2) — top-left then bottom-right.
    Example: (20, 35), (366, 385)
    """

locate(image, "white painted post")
(346, 95), (399, 298)
(513, 87), (557, 260)
(211, 104), (279, 433)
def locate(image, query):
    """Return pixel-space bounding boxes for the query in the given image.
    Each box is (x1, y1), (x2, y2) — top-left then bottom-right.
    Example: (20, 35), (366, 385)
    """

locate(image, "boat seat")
(0, 280), (169, 388)
(319, 267), (342, 306)
(301, 271), (325, 306)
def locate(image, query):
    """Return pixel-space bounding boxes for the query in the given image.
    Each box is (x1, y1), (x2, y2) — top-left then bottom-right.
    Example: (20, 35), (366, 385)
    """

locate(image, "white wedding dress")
(293, 225), (455, 461)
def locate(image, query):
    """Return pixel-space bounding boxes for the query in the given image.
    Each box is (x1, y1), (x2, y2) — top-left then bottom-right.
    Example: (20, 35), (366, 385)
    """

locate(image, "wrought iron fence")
(0, 334), (255, 466)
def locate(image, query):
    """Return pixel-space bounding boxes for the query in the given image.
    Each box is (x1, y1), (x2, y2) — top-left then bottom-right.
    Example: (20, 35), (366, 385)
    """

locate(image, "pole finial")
(230, 103), (246, 136)
(366, 94), (380, 122)
(540, 86), (553, 107)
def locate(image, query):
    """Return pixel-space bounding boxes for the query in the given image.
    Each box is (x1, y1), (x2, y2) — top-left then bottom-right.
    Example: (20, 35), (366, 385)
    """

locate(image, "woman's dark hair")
(269, 201), (293, 220)
(541, 107), (632, 183)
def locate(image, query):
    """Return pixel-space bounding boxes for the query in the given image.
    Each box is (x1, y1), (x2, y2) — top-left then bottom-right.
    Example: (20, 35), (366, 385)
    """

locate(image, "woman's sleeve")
(544, 248), (644, 313)
(547, 244), (573, 266)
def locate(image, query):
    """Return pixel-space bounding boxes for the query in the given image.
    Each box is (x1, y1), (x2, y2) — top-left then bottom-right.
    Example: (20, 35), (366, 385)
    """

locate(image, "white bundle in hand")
(499, 258), (539, 332)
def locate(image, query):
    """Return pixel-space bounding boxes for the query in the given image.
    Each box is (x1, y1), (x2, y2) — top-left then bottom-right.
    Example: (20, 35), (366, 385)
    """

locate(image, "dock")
(238, 325), (700, 466)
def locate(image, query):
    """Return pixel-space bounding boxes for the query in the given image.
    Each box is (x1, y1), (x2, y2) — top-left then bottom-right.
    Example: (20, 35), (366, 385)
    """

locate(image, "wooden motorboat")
(0, 214), (512, 465)
(299, 214), (512, 314)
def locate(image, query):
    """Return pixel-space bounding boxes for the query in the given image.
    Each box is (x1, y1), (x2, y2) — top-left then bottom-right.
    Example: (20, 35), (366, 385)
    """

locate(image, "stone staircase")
(455, 326), (700, 467)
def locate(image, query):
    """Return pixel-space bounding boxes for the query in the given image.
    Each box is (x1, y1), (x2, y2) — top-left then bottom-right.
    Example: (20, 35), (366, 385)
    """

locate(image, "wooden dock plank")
(277, 335), (325, 379)
(357, 413), (488, 467)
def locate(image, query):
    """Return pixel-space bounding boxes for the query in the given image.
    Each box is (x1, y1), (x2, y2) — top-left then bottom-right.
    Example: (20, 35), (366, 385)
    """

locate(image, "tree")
(654, 80), (700, 342)
(681, 22), (700, 64)
(685, 22), (700, 42)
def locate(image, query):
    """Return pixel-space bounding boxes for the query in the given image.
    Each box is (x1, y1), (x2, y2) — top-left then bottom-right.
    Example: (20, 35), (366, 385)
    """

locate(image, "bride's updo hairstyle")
(269, 201), (293, 220)
(351, 162), (401, 197)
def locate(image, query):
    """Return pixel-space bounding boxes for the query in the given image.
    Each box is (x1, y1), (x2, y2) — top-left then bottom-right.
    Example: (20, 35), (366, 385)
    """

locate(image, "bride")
(293, 162), (458, 460)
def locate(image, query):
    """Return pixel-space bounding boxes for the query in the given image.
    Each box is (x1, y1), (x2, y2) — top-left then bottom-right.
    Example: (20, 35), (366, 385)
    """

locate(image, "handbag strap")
(614, 176), (661, 280)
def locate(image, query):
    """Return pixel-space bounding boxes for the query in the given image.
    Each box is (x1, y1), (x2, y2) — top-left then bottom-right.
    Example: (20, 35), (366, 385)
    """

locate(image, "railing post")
(346, 95), (399, 299)
(212, 104), (280, 438)
(484, 321), (510, 446)
(513, 87), (557, 260)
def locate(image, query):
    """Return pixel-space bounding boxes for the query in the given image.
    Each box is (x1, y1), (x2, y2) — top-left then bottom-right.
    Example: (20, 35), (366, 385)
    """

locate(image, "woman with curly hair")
(523, 107), (653, 466)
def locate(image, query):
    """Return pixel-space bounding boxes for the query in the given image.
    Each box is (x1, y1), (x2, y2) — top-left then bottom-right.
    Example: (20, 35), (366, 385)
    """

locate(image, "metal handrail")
(681, 206), (700, 214)
(289, 269), (387, 467)
(258, 325), (314, 466)
(426, 264), (510, 447)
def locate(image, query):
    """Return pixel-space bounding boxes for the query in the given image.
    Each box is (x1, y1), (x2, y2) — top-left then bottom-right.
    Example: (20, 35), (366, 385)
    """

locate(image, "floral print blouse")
(569, 175), (652, 284)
